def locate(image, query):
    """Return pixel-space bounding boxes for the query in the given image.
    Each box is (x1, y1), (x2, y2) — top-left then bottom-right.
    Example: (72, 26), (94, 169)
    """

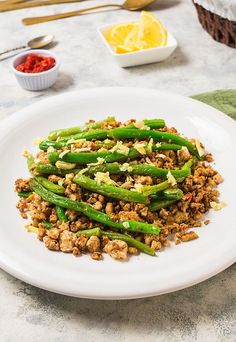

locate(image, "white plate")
(0, 87), (235, 300)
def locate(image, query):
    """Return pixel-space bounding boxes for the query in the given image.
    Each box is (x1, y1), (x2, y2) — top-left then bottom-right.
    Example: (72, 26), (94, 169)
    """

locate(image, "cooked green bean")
(48, 116), (116, 141)
(150, 188), (183, 201)
(39, 135), (182, 151)
(108, 128), (199, 157)
(17, 191), (33, 198)
(126, 119), (165, 129)
(76, 227), (101, 237)
(85, 162), (190, 180)
(47, 143), (183, 166)
(36, 163), (81, 176)
(35, 176), (65, 195)
(73, 174), (149, 204)
(31, 179), (160, 235)
(100, 230), (156, 256)
(55, 206), (68, 222)
(149, 189), (183, 211)
(48, 150), (129, 164)
(39, 129), (109, 150)
(141, 180), (170, 196)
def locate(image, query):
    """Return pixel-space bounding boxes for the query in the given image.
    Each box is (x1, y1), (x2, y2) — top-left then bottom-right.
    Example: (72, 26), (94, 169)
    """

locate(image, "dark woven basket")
(193, 2), (236, 48)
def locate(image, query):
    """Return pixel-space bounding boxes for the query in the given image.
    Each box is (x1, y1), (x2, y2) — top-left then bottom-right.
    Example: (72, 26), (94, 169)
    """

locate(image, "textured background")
(0, 0), (235, 341)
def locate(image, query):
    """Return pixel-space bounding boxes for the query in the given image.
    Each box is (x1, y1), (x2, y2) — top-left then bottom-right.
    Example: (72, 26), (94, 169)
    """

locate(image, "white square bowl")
(98, 24), (178, 68)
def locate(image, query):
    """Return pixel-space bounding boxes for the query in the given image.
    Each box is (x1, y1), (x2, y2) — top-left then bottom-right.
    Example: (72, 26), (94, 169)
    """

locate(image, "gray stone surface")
(0, 0), (235, 340)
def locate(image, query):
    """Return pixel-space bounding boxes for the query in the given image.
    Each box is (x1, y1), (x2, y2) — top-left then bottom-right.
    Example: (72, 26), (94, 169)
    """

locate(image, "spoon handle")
(0, 45), (27, 56)
(0, 0), (86, 12)
(22, 3), (121, 25)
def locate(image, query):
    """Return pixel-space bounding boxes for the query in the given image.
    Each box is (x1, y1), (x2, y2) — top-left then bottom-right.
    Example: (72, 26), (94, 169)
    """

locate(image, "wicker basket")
(193, 2), (236, 48)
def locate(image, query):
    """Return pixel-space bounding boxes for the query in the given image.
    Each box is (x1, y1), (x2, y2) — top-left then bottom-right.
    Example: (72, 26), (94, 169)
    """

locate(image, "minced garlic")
(133, 183), (144, 193)
(167, 171), (177, 186)
(94, 172), (117, 185)
(120, 163), (133, 172)
(147, 138), (153, 154)
(134, 142), (146, 155)
(55, 161), (76, 170)
(194, 139), (205, 157)
(78, 168), (88, 175)
(110, 141), (129, 156)
(25, 224), (38, 233)
(210, 201), (227, 211)
(122, 222), (130, 229)
(158, 154), (166, 159)
(59, 150), (70, 159)
(145, 157), (155, 165)
(87, 157), (105, 166)
(133, 121), (150, 130)
(75, 147), (91, 152)
(22, 149), (32, 158)
(47, 146), (55, 153)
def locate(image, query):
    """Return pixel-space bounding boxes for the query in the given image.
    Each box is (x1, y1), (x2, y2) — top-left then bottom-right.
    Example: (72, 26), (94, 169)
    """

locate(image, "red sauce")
(16, 53), (56, 73)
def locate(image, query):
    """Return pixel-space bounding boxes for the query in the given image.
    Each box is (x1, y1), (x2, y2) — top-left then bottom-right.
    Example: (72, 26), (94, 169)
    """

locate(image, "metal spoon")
(22, 0), (156, 25)
(0, 35), (54, 57)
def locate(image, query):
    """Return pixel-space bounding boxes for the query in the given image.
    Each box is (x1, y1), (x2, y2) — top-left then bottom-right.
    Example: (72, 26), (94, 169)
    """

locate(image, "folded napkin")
(192, 89), (236, 120)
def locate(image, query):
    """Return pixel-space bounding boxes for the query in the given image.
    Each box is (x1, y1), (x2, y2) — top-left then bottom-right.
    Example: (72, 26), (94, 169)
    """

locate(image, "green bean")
(76, 227), (101, 237)
(39, 129), (108, 150)
(48, 151), (129, 164)
(141, 180), (170, 196)
(150, 188), (183, 201)
(182, 159), (193, 170)
(149, 192), (183, 211)
(48, 117), (116, 141)
(35, 176), (65, 195)
(73, 174), (149, 204)
(36, 163), (81, 176)
(126, 119), (165, 129)
(31, 179), (160, 235)
(47, 143), (183, 165)
(85, 162), (190, 180)
(42, 221), (52, 229)
(55, 206), (68, 222)
(39, 135), (182, 151)
(17, 191), (33, 198)
(108, 128), (199, 157)
(100, 230), (156, 256)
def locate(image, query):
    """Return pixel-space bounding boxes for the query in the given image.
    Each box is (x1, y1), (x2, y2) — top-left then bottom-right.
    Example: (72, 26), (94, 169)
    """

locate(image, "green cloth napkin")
(192, 89), (236, 120)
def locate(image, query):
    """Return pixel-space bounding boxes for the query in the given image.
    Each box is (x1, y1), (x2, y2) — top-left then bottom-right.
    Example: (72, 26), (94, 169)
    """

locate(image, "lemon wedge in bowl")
(106, 22), (138, 48)
(105, 11), (168, 54)
(138, 11), (167, 49)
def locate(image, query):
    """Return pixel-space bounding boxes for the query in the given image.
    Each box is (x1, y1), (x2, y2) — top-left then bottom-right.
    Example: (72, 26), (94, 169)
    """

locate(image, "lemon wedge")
(105, 11), (168, 54)
(106, 22), (137, 47)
